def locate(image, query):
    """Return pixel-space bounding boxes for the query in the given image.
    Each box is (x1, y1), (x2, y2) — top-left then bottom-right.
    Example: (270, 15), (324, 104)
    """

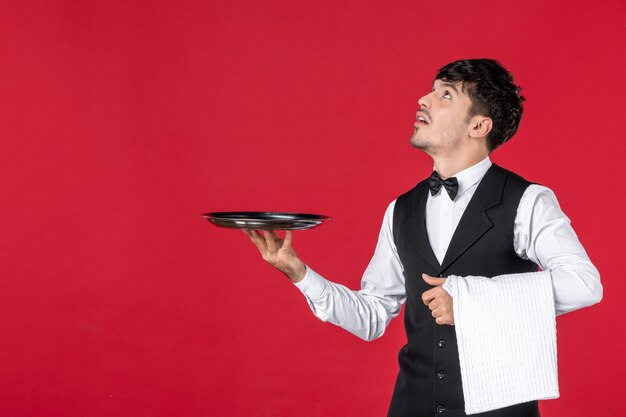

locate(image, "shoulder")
(521, 184), (563, 211)
(492, 163), (535, 189)
(384, 199), (397, 220)
(516, 184), (571, 229)
(394, 178), (429, 223)
(492, 164), (562, 212)
(397, 178), (429, 201)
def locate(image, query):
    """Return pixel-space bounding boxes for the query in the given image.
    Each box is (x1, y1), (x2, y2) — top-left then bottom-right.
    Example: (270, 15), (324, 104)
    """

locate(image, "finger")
(264, 230), (281, 251)
(242, 228), (253, 241)
(270, 230), (285, 246)
(243, 228), (257, 239)
(283, 230), (293, 249)
(246, 229), (268, 252)
(427, 299), (440, 311)
(422, 287), (439, 305)
(436, 315), (454, 326)
(422, 273), (446, 286)
(431, 307), (444, 320)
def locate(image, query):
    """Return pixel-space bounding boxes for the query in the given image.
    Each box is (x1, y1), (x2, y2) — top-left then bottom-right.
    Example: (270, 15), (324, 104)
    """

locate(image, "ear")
(469, 116), (493, 139)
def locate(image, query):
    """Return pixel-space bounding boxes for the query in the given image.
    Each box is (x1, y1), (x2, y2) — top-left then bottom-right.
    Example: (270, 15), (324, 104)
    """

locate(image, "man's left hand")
(422, 274), (454, 325)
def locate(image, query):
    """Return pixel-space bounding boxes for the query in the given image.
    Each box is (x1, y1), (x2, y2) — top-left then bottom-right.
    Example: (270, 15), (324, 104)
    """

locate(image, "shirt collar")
(438, 156), (492, 199)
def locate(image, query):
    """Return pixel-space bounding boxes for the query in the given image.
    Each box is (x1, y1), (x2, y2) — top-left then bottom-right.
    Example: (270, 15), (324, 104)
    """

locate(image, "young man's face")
(410, 79), (476, 156)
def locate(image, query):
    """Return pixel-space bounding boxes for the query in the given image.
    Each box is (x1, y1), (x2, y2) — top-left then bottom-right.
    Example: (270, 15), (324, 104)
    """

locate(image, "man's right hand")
(242, 229), (306, 283)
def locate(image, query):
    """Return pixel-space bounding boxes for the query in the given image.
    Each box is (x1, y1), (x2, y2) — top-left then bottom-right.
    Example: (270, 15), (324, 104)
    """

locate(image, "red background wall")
(1, 1), (624, 416)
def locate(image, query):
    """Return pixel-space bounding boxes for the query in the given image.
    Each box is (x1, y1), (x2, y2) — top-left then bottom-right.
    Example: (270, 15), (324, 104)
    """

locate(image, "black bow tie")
(428, 171), (459, 201)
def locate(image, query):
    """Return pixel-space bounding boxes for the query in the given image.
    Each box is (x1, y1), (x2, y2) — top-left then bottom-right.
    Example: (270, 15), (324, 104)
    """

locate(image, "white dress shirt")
(293, 156), (603, 342)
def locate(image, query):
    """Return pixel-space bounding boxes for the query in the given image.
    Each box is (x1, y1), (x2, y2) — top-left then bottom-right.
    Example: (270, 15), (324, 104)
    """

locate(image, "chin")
(410, 134), (427, 150)
(411, 135), (437, 156)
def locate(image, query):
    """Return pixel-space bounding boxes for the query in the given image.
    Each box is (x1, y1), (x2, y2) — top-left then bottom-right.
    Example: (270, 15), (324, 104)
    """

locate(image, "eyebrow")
(432, 80), (461, 95)
(440, 82), (460, 94)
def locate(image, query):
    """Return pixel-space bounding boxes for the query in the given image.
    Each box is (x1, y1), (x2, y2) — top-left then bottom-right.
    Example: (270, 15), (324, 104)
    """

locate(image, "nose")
(417, 92), (431, 110)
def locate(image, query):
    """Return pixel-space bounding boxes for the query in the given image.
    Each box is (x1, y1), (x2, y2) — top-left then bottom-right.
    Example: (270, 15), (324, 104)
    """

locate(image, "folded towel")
(443, 271), (559, 414)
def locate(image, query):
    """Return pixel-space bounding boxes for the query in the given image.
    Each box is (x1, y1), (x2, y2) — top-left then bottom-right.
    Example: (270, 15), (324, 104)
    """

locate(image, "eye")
(443, 90), (452, 99)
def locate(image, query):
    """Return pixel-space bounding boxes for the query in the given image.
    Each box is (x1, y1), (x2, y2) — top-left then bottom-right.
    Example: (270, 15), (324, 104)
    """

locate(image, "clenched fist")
(421, 274), (454, 325)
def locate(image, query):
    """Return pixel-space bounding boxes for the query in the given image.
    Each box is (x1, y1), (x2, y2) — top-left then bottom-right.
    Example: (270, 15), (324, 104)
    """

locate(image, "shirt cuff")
(293, 265), (327, 300)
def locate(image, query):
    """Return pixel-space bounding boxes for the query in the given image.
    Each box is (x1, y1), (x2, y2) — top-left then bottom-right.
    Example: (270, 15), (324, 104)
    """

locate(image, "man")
(243, 59), (602, 417)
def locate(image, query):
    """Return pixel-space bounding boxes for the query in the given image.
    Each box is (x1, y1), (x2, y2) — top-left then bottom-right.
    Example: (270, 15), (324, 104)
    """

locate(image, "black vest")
(388, 164), (540, 417)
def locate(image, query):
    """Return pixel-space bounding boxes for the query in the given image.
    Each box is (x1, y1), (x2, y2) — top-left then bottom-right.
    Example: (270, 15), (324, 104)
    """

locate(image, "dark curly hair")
(435, 59), (525, 152)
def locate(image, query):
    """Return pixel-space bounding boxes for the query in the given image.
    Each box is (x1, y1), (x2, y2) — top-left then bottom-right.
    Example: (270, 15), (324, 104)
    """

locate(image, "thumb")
(422, 273), (446, 286)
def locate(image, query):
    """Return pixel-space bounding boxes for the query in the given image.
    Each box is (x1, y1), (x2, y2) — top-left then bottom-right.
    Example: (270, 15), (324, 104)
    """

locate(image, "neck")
(432, 152), (489, 179)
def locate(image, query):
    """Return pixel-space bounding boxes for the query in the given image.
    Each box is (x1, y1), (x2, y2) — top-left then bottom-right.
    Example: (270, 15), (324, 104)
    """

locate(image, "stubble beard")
(410, 128), (431, 152)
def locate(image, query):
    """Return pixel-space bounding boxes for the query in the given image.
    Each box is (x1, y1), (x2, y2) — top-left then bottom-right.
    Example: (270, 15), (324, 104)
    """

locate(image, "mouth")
(415, 111), (429, 125)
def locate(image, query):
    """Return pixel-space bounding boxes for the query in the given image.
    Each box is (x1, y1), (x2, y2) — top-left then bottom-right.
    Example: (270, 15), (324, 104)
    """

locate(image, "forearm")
(443, 266), (602, 316)
(294, 266), (403, 341)
(550, 263), (602, 315)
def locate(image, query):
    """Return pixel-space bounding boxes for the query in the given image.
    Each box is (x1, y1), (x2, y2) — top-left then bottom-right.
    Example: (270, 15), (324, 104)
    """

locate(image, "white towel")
(443, 271), (559, 414)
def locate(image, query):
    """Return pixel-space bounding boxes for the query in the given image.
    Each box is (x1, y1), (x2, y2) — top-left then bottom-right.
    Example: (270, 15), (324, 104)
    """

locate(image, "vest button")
(437, 371), (445, 379)
(438, 339), (446, 348)
(436, 405), (446, 413)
